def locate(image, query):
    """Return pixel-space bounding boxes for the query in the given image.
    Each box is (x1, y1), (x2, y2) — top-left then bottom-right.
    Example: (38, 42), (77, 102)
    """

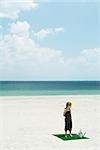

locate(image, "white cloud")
(81, 48), (100, 59)
(67, 48), (100, 68)
(65, 48), (100, 80)
(0, 21), (99, 80)
(10, 21), (30, 37)
(0, 0), (38, 20)
(34, 27), (64, 39)
(54, 27), (64, 32)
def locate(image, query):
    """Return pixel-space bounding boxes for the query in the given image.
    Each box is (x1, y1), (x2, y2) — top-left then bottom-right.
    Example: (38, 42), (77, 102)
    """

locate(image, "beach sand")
(0, 95), (100, 150)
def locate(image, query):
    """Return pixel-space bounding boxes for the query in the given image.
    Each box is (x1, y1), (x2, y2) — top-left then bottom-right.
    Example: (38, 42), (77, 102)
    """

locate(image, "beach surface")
(0, 95), (100, 150)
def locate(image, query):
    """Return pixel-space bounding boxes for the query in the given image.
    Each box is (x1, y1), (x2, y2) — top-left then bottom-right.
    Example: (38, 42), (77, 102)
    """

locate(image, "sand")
(0, 95), (100, 150)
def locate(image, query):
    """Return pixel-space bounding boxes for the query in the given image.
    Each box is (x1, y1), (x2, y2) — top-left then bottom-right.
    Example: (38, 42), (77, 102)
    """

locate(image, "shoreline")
(0, 95), (99, 102)
(0, 94), (100, 97)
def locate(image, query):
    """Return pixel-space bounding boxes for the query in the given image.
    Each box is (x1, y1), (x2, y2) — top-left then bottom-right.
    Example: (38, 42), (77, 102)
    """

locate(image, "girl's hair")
(65, 102), (72, 109)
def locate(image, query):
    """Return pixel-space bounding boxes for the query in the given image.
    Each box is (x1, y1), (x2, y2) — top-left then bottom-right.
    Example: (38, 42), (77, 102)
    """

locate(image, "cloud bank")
(0, 21), (99, 80)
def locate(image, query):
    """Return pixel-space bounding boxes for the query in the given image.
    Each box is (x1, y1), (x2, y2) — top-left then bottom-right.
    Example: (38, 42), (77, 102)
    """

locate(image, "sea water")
(0, 81), (100, 96)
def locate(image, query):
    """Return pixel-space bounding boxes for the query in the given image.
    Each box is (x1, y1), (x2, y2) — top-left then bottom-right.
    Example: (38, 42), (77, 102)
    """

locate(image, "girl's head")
(65, 102), (72, 109)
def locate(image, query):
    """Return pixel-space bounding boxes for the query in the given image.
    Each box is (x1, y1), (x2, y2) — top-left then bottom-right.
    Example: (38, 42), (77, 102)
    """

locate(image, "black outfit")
(64, 110), (72, 133)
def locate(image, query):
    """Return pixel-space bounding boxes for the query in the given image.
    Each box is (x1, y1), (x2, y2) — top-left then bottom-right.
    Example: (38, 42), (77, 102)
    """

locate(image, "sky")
(0, 0), (100, 81)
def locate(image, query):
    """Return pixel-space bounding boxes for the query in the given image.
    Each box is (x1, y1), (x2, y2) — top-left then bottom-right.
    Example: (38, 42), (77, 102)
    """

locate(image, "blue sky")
(0, 0), (100, 80)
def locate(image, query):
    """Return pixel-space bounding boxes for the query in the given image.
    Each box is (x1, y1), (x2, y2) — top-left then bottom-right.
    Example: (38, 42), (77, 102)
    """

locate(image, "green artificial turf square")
(53, 134), (89, 141)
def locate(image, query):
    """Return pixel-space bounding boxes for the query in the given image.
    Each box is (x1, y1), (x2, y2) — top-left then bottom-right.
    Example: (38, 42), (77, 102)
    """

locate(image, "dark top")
(64, 110), (72, 118)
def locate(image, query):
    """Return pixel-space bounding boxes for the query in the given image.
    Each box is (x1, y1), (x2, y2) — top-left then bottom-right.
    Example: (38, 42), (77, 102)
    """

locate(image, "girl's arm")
(63, 109), (67, 116)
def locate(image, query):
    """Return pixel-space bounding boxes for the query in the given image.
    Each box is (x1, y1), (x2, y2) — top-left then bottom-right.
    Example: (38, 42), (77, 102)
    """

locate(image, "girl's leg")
(69, 129), (72, 134)
(65, 120), (67, 134)
(65, 130), (67, 134)
(65, 130), (68, 137)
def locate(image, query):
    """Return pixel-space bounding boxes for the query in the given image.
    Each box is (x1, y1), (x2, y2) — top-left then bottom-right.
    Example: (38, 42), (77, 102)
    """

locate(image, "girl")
(63, 102), (72, 136)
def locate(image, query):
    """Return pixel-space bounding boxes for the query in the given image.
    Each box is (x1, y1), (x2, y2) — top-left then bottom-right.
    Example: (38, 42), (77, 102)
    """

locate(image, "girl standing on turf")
(63, 102), (72, 136)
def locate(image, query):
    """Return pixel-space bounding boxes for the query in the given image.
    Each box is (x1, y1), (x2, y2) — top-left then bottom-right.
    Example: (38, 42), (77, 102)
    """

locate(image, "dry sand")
(0, 95), (100, 150)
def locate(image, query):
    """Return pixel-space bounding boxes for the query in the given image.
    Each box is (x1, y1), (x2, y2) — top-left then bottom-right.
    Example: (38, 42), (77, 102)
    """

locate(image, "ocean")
(0, 81), (100, 96)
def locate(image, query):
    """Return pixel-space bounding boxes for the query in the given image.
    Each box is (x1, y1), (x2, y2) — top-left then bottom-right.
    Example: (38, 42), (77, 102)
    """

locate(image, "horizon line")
(0, 80), (100, 82)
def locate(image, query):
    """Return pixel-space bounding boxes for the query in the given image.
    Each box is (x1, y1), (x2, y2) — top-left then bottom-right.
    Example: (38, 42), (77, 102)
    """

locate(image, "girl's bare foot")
(65, 134), (68, 138)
